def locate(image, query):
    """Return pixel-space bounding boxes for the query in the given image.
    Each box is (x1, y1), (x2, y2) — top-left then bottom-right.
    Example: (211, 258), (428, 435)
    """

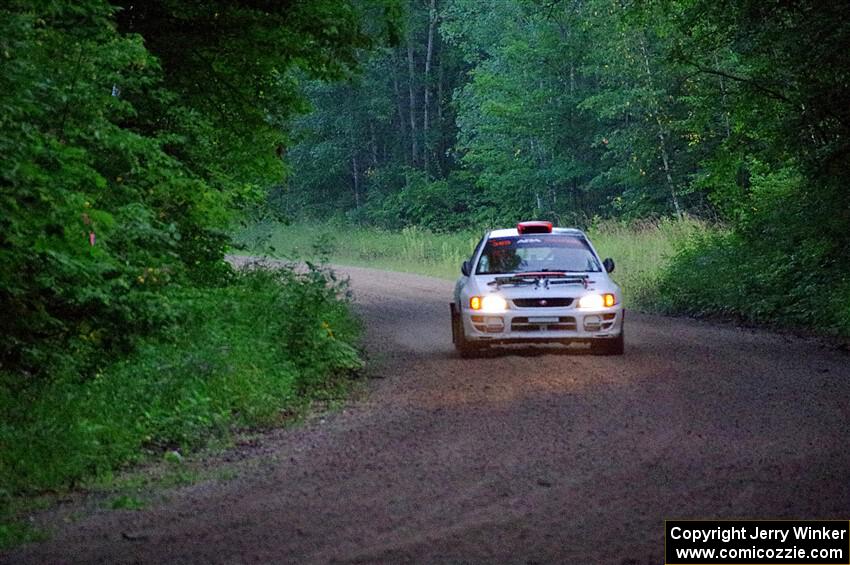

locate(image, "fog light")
(484, 316), (504, 331)
(584, 315), (602, 331)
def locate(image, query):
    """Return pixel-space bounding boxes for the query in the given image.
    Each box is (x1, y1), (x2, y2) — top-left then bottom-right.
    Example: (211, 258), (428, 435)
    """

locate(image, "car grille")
(511, 316), (577, 332)
(512, 297), (573, 308)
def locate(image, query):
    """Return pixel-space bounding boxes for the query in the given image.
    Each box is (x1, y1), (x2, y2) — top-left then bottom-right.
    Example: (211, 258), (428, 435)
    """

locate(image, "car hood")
(466, 273), (619, 299)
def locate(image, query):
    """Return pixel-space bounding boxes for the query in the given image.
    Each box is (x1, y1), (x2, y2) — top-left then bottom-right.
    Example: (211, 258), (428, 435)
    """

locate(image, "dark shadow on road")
(455, 343), (595, 359)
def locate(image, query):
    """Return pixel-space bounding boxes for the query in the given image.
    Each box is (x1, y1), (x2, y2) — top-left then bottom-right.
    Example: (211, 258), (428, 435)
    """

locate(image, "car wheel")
(451, 304), (483, 358)
(590, 329), (624, 356)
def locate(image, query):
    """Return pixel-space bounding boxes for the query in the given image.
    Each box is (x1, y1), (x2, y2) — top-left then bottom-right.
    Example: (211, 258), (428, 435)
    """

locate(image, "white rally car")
(450, 221), (624, 356)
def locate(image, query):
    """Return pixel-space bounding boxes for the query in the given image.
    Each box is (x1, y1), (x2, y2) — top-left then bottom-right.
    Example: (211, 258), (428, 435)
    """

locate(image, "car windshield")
(475, 234), (601, 274)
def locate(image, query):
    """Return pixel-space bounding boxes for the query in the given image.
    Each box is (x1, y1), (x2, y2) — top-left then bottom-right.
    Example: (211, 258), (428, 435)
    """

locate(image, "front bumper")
(460, 305), (623, 343)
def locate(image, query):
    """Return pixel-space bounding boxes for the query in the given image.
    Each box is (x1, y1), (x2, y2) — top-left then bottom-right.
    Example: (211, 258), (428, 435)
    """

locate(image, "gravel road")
(6, 264), (850, 564)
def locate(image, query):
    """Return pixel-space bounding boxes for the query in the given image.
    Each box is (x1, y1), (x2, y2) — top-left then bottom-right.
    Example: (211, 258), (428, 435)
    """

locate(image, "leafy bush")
(656, 167), (850, 334)
(0, 0), (379, 546)
(658, 230), (850, 334)
(362, 169), (477, 232)
(0, 2), (231, 378)
(0, 265), (361, 496)
(587, 217), (706, 308)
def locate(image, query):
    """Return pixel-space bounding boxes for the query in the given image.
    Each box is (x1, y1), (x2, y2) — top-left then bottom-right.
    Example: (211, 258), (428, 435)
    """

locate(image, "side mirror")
(603, 258), (615, 273)
(461, 260), (471, 276)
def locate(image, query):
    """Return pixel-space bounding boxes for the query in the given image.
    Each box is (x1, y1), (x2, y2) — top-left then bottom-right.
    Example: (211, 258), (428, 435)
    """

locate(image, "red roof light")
(517, 221), (553, 234)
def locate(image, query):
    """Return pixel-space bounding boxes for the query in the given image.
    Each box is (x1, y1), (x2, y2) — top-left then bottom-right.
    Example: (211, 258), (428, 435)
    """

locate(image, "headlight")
(482, 295), (508, 313)
(470, 295), (508, 313)
(578, 293), (616, 309)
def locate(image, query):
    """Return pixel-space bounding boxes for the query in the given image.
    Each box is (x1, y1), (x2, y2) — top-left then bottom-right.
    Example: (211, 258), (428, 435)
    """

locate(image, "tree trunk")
(714, 52), (732, 139)
(348, 92), (361, 210)
(407, 16), (419, 166)
(392, 51), (408, 164)
(352, 153), (360, 209)
(640, 36), (682, 218)
(436, 39), (445, 176)
(569, 62), (575, 95)
(423, 0), (437, 177)
(370, 121), (379, 168)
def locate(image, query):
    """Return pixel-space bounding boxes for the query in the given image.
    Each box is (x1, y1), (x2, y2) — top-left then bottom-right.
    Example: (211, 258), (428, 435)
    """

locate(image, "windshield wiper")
(486, 275), (544, 287)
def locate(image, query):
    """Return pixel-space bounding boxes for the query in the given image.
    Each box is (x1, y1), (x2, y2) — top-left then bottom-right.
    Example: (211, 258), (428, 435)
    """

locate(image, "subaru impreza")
(450, 221), (624, 356)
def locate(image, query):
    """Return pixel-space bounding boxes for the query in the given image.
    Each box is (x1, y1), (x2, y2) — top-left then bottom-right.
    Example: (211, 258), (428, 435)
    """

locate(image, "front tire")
(451, 304), (483, 358)
(590, 329), (624, 355)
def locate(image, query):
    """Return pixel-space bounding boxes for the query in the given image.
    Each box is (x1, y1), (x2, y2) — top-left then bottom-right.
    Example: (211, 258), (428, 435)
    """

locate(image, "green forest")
(1, 0), (849, 545)
(278, 0), (849, 332)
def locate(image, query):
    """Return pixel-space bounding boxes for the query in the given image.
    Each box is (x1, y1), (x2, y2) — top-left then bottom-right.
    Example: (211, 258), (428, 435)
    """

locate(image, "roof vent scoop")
(517, 221), (553, 234)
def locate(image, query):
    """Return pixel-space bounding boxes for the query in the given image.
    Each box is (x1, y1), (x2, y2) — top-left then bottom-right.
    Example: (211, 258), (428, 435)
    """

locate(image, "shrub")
(0, 265), (361, 496)
(654, 163), (850, 335)
(657, 229), (850, 335)
(364, 169), (477, 232)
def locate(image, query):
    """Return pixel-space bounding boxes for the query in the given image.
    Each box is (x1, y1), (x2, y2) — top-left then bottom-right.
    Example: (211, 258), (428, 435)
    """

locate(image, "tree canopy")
(281, 0), (848, 231)
(0, 0), (391, 377)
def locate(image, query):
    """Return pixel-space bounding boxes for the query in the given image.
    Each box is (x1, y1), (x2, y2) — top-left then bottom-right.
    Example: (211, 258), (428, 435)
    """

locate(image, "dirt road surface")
(6, 265), (850, 563)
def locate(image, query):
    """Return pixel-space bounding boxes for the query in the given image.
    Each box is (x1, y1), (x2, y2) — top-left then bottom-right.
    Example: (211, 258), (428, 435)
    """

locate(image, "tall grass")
(237, 222), (482, 279)
(235, 217), (707, 308)
(588, 217), (707, 307)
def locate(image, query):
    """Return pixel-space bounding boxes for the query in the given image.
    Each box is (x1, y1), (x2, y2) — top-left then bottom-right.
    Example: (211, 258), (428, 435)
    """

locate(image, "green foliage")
(0, 0), (383, 375)
(0, 0), (377, 543)
(281, 0), (707, 224)
(1, 2), (184, 376)
(364, 169), (476, 231)
(658, 229), (850, 334)
(0, 519), (46, 551)
(111, 0), (379, 192)
(584, 217), (707, 308)
(0, 266), (361, 496)
(109, 494), (145, 510)
(650, 0), (850, 333)
(657, 170), (850, 334)
(447, 0), (614, 221)
(277, 1), (469, 222)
